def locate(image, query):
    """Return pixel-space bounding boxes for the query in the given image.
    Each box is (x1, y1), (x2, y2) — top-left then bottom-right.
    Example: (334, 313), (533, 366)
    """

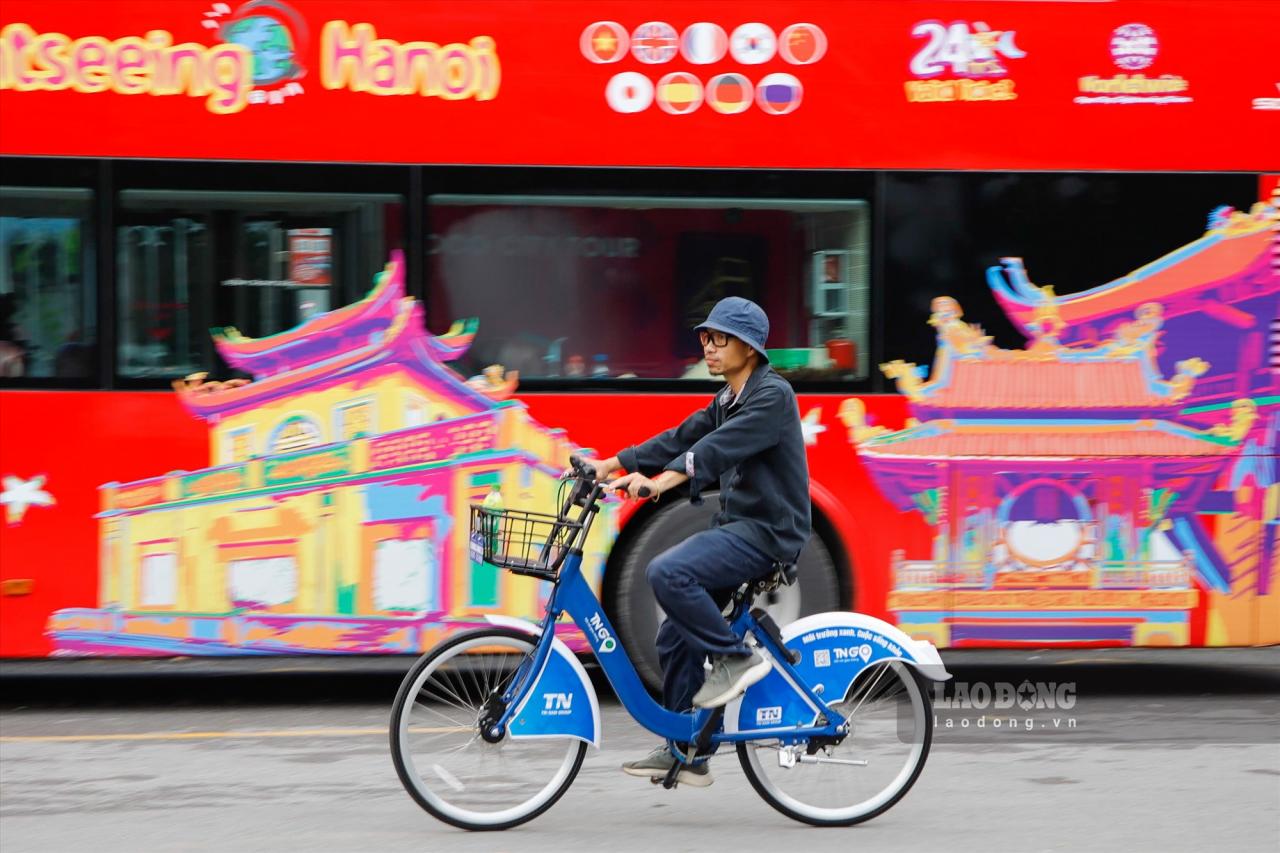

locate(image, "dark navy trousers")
(647, 528), (775, 712)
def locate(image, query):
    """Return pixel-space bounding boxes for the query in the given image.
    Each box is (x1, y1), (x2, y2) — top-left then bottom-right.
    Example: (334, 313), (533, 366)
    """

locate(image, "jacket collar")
(718, 364), (773, 410)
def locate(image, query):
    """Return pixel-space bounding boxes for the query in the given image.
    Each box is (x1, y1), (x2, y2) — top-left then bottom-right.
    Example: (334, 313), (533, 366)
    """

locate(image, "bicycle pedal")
(661, 763), (681, 789)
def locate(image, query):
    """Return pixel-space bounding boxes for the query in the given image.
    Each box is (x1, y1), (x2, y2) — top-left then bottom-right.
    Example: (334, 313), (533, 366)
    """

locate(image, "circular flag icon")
(581, 21), (629, 64)
(1110, 22), (1158, 70)
(632, 21), (679, 64)
(681, 23), (728, 64)
(779, 23), (827, 64)
(606, 72), (655, 113)
(706, 73), (753, 114)
(656, 72), (703, 114)
(730, 23), (777, 65)
(756, 73), (803, 115)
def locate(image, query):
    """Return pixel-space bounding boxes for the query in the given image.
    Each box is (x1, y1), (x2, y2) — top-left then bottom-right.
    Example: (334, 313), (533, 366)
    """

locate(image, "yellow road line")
(1053, 658), (1111, 665)
(0, 726), (467, 743)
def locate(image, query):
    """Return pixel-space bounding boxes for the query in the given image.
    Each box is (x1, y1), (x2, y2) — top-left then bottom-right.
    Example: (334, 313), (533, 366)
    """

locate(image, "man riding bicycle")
(583, 295), (811, 787)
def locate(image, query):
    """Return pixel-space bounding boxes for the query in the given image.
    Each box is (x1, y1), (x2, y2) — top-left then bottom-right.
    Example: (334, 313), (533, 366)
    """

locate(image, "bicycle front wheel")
(389, 628), (586, 831)
(738, 660), (933, 826)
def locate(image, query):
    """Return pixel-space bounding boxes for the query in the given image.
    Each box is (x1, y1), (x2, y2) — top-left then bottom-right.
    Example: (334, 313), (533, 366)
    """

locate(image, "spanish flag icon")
(656, 72), (704, 115)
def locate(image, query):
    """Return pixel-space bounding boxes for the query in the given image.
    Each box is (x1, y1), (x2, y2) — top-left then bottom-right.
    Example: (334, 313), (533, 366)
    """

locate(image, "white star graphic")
(1, 474), (56, 525)
(800, 407), (827, 446)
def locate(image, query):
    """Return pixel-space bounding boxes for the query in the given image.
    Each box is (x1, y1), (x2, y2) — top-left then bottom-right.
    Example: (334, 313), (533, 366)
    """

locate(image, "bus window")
(426, 195), (870, 385)
(117, 217), (212, 379)
(0, 187), (95, 381)
(116, 190), (403, 381)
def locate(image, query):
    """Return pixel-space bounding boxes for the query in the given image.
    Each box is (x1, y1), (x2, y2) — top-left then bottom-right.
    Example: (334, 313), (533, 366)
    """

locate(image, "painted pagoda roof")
(211, 252), (478, 376)
(989, 203), (1278, 338)
(884, 296), (1208, 416)
(858, 420), (1242, 460)
(173, 252), (507, 420)
(918, 357), (1176, 411)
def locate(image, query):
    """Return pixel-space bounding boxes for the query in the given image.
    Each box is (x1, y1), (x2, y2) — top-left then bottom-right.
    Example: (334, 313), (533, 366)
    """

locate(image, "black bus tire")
(610, 496), (843, 694)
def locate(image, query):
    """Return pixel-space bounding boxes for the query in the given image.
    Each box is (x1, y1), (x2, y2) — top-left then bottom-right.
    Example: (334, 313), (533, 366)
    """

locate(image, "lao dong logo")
(933, 680), (1077, 711)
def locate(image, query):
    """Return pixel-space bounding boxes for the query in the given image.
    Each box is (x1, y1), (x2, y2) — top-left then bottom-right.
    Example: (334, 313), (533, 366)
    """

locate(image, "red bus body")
(1, 1), (1276, 657)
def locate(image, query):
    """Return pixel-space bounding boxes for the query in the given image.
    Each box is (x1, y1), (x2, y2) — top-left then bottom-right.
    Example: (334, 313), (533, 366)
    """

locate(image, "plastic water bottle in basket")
(473, 481), (506, 560)
(481, 484), (506, 550)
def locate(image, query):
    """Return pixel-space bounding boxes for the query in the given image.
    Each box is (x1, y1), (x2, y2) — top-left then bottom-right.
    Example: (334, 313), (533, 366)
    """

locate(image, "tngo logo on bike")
(587, 612), (616, 653)
(833, 644), (874, 663)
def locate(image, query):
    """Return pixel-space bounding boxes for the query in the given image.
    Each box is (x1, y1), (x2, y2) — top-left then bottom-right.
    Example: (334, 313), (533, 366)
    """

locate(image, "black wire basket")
(468, 505), (583, 580)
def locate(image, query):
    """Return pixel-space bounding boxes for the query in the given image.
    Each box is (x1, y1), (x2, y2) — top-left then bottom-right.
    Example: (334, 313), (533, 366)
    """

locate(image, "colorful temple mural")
(47, 252), (615, 655)
(38, 201), (1279, 656)
(842, 201), (1279, 647)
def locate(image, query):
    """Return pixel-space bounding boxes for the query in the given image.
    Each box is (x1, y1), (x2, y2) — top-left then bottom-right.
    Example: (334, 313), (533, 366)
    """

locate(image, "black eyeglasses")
(698, 330), (732, 348)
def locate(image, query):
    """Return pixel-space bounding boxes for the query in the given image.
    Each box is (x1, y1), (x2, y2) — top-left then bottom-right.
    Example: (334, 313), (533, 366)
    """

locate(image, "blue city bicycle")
(390, 457), (951, 831)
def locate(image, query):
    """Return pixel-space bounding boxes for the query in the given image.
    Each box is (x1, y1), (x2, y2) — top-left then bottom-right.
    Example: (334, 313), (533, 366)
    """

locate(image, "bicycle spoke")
(740, 661), (930, 825)
(847, 662), (891, 718)
(429, 670), (474, 711)
(412, 700), (470, 731)
(392, 632), (584, 830)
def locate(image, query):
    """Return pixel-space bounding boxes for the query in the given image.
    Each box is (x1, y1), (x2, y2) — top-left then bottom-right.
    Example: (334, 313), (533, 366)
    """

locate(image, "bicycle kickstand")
(661, 707), (724, 790)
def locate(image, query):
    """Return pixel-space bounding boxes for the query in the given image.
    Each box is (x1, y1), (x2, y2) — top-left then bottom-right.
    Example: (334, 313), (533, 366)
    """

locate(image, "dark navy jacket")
(617, 365), (811, 563)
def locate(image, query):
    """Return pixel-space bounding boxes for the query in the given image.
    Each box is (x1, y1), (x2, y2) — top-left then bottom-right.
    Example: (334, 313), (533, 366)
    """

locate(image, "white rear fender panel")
(727, 611), (951, 734)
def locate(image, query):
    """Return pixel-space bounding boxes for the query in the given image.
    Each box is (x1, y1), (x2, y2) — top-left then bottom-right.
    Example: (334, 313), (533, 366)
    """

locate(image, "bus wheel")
(611, 496), (843, 694)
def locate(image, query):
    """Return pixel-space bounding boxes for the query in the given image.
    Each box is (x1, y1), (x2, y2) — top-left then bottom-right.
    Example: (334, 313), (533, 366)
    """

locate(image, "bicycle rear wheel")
(738, 660), (932, 826)
(389, 628), (586, 831)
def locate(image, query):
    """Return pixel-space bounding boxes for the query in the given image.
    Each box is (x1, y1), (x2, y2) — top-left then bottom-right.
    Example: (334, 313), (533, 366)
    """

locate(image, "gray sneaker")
(692, 649), (772, 708)
(620, 745), (713, 787)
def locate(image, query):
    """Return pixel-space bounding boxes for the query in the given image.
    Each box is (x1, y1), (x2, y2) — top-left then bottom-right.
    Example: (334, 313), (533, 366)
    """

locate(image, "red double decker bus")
(1, 1), (1276, 680)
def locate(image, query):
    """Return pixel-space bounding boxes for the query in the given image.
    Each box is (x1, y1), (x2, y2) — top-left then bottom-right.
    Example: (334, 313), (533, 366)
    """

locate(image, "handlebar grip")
(568, 454), (596, 479)
(637, 486), (652, 498)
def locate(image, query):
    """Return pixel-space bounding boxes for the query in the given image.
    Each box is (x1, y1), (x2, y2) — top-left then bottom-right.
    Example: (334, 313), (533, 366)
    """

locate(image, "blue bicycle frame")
(475, 465), (948, 759)
(492, 545), (846, 751)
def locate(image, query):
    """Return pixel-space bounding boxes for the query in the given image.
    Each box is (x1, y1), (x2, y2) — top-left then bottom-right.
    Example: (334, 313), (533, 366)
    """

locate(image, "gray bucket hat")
(695, 296), (770, 362)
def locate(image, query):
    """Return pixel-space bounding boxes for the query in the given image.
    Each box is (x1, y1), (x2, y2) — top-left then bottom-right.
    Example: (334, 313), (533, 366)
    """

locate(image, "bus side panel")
(520, 391), (934, 625)
(0, 388), (925, 658)
(0, 391), (207, 657)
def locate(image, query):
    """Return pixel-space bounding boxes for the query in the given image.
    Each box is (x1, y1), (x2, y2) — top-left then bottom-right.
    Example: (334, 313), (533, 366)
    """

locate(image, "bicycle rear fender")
(728, 612), (951, 735)
(484, 615), (601, 748)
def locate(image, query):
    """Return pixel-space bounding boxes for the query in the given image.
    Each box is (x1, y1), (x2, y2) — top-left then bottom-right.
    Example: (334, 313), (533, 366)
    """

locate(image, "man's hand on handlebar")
(609, 472), (658, 501)
(568, 456), (620, 482)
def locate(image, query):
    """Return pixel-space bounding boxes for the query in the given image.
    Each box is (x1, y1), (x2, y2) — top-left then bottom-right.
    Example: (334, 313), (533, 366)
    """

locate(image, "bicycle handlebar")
(548, 454), (653, 555)
(568, 454), (651, 499)
(568, 454), (595, 480)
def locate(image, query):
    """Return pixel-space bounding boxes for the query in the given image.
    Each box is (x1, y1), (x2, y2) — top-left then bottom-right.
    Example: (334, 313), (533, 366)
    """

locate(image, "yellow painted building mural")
(50, 253), (614, 654)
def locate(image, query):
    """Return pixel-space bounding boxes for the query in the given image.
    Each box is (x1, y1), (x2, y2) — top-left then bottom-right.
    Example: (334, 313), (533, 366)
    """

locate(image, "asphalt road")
(2, 651), (1278, 853)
